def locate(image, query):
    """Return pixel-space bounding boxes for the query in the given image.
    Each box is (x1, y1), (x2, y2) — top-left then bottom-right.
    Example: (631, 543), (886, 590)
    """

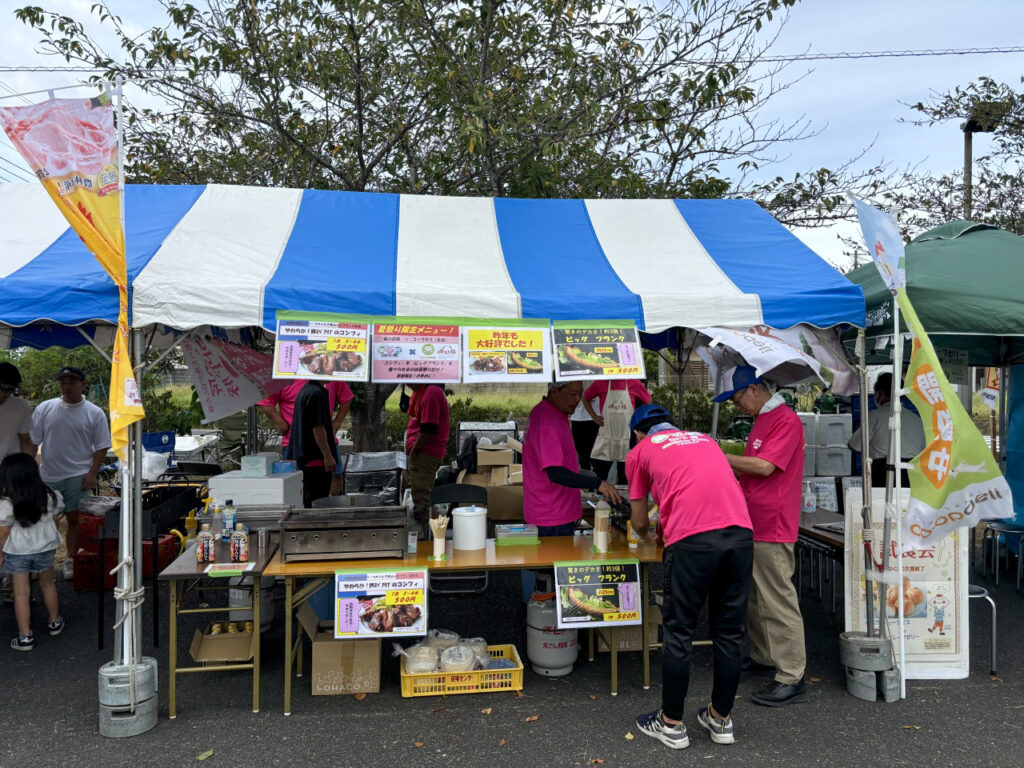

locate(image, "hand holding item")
(598, 480), (622, 505)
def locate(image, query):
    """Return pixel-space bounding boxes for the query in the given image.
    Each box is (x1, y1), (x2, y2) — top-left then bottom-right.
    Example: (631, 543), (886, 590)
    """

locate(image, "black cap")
(55, 366), (86, 381)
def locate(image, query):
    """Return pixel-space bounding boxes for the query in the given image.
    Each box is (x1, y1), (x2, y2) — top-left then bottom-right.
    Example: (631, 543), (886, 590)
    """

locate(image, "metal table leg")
(252, 573), (260, 713)
(168, 578), (178, 719)
(284, 576), (293, 716)
(609, 627), (618, 696)
(641, 564), (651, 690)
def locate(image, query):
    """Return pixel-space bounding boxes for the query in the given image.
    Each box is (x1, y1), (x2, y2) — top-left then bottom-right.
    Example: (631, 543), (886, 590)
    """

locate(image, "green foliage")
(647, 382), (738, 438)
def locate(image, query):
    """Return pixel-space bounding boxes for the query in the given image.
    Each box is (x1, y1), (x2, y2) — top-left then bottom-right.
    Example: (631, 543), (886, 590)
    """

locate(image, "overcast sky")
(1, 0), (1021, 267)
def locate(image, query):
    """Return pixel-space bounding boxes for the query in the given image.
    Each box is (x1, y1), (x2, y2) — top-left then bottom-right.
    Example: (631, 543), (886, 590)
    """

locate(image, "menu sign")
(553, 559), (642, 630)
(371, 323), (461, 383)
(273, 317), (369, 382)
(552, 325), (646, 381)
(462, 327), (552, 383)
(334, 568), (428, 639)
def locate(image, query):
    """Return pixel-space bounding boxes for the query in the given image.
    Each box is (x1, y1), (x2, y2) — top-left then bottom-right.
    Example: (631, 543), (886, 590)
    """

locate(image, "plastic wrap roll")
(460, 637), (488, 664)
(404, 643), (439, 674)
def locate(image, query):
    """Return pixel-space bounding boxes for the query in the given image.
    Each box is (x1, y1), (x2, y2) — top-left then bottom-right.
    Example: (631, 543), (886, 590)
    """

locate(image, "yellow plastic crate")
(400, 644), (524, 698)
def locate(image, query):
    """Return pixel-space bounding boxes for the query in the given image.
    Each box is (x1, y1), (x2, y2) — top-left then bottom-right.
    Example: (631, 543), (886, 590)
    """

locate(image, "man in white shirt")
(30, 366), (111, 580)
(848, 372), (926, 488)
(0, 363), (33, 460)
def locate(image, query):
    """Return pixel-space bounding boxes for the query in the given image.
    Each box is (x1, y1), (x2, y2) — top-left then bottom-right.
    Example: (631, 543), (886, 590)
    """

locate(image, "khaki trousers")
(404, 453), (443, 521)
(747, 541), (806, 685)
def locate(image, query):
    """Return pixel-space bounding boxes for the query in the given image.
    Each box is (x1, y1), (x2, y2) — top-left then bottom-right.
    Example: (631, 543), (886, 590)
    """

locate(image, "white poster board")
(844, 488), (969, 679)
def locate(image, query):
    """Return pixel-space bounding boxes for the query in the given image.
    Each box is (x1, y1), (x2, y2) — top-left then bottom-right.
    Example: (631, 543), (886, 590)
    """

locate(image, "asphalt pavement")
(1, 552), (1021, 768)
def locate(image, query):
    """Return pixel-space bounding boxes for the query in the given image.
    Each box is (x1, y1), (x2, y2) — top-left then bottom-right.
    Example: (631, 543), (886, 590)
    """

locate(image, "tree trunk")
(351, 383), (398, 452)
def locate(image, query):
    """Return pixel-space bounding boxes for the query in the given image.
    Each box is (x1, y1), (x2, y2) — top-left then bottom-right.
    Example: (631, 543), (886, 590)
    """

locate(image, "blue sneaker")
(11, 634), (34, 652)
(636, 709), (689, 750)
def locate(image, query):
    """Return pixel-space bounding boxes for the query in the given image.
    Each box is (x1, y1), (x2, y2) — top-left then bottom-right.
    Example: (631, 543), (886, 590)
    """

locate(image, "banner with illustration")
(551, 322), (645, 382)
(334, 568), (427, 639)
(553, 559), (642, 630)
(273, 313), (369, 382)
(845, 489), (968, 679)
(0, 93), (143, 458)
(372, 322), (461, 383)
(462, 325), (552, 383)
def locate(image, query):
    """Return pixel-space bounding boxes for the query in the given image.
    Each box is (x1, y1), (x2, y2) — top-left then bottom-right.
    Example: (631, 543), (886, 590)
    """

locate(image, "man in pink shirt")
(404, 384), (450, 528)
(259, 379), (353, 494)
(523, 382), (621, 535)
(718, 366), (806, 707)
(627, 404), (753, 750)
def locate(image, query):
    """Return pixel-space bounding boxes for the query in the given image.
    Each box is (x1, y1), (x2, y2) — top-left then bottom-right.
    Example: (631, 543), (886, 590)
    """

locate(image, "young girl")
(0, 452), (65, 650)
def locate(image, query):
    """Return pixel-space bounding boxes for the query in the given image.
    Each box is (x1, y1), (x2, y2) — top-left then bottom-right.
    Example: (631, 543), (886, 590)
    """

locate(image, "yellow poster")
(0, 95), (144, 458)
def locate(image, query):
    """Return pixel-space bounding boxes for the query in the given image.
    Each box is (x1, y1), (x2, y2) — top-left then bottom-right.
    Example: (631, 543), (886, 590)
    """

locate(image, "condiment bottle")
(231, 523), (249, 563)
(196, 523), (215, 563)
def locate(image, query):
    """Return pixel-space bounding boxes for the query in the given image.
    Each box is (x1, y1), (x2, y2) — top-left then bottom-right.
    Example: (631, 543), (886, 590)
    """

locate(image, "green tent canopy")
(846, 220), (1024, 366)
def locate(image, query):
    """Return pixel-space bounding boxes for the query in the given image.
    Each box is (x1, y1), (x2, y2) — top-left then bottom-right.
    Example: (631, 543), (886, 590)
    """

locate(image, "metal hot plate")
(280, 505), (409, 562)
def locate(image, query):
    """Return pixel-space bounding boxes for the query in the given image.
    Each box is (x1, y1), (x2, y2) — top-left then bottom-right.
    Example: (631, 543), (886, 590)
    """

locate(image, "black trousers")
(661, 526), (753, 721)
(301, 465), (332, 508)
(571, 419), (600, 472)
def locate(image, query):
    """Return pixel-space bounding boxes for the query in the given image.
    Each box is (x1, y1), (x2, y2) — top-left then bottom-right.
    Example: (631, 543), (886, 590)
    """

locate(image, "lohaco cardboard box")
(298, 602), (381, 695)
(597, 605), (662, 653)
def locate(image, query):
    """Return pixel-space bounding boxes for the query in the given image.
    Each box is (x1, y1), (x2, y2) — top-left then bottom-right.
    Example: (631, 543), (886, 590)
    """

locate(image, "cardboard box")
(507, 464), (523, 485)
(489, 466), (510, 485)
(457, 470), (491, 488)
(486, 484), (524, 521)
(597, 605), (662, 653)
(297, 603), (381, 695)
(477, 448), (514, 467)
(189, 627), (255, 663)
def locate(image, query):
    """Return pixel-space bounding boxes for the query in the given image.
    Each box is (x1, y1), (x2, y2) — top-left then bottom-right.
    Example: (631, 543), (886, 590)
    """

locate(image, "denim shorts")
(3, 549), (56, 574)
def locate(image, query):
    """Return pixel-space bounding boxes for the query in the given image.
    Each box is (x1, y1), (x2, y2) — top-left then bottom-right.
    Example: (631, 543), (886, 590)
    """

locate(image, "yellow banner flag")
(0, 94), (144, 458)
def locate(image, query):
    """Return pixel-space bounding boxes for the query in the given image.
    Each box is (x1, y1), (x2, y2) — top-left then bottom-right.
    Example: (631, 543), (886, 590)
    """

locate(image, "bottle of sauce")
(230, 523), (249, 563)
(196, 523), (215, 563)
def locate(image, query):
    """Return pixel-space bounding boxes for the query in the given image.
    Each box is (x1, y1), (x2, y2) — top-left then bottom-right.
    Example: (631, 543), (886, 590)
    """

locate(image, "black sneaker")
(48, 617), (65, 637)
(635, 709), (689, 750)
(10, 634), (34, 652)
(741, 656), (775, 675)
(751, 677), (807, 707)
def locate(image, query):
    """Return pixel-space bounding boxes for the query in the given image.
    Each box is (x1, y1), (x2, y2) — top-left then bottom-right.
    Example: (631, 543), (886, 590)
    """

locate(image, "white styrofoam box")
(816, 413), (852, 447)
(816, 446), (852, 477)
(798, 412), (816, 446)
(803, 444), (816, 477)
(840, 476), (863, 514)
(240, 452), (279, 478)
(807, 477), (839, 512)
(209, 470), (303, 509)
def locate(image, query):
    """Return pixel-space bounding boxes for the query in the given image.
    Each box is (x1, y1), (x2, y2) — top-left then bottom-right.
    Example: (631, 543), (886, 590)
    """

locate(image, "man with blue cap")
(716, 365), (807, 707)
(627, 403), (753, 749)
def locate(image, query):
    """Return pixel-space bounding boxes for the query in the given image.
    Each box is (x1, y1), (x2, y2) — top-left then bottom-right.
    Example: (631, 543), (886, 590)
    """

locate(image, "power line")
(0, 154), (34, 182)
(0, 45), (1022, 73)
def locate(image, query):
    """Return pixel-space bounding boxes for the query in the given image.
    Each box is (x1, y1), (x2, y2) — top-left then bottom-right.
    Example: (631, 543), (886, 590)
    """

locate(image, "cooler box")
(209, 470), (303, 508)
(816, 414), (852, 447)
(74, 534), (177, 591)
(803, 445), (816, 477)
(798, 412), (816, 446)
(816, 446), (852, 477)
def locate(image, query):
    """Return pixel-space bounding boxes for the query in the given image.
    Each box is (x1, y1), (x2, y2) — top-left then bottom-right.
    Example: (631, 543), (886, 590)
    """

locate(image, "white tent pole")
(892, 304), (907, 699)
(856, 330), (875, 636)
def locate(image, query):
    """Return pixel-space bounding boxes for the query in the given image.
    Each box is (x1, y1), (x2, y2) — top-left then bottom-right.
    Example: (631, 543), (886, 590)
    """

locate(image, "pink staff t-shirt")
(740, 405), (804, 543)
(404, 385), (450, 458)
(523, 398), (582, 527)
(258, 380), (354, 448)
(626, 430), (750, 547)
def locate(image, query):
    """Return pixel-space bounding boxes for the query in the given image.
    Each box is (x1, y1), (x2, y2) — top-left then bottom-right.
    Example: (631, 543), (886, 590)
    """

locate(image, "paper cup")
(433, 537), (446, 560)
(594, 530), (609, 553)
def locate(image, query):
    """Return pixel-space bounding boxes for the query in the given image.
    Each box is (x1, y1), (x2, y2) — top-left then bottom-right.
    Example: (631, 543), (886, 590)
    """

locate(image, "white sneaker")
(697, 704), (736, 744)
(61, 559), (74, 580)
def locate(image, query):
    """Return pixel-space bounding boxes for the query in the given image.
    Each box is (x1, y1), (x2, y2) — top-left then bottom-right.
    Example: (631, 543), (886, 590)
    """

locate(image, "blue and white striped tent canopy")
(0, 183), (864, 344)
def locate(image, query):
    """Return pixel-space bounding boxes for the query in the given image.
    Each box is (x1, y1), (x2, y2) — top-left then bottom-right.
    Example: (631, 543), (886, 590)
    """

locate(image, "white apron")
(590, 383), (634, 462)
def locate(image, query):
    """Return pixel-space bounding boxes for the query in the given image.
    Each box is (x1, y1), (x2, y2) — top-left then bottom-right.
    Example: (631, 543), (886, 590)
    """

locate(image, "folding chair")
(428, 483), (489, 594)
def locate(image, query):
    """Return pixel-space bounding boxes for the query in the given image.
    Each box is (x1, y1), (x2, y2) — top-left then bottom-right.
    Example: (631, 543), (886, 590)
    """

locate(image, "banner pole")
(892, 302), (907, 699)
(856, 331), (875, 637)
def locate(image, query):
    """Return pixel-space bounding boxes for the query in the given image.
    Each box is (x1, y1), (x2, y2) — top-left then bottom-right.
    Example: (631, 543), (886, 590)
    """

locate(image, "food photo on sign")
(273, 315), (370, 382)
(551, 325), (645, 381)
(462, 326), (552, 382)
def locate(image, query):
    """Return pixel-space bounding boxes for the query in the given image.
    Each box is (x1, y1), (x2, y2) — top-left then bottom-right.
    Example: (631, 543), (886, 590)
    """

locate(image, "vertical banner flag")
(980, 367), (1000, 411)
(0, 94), (144, 458)
(851, 196), (1013, 549)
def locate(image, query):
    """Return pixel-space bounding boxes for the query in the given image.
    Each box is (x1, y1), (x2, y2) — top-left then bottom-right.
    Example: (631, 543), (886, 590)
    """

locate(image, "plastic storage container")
(816, 446), (852, 477)
(209, 470), (303, 509)
(803, 444), (816, 477)
(798, 412), (817, 446)
(816, 413), (853, 446)
(452, 506), (487, 550)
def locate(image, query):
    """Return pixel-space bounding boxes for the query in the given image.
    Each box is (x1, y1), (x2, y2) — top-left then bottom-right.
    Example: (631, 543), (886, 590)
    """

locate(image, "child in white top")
(0, 452), (65, 650)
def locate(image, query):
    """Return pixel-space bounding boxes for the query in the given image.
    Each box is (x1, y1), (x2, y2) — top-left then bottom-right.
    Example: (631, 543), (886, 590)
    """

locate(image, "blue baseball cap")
(630, 403), (672, 432)
(712, 365), (762, 403)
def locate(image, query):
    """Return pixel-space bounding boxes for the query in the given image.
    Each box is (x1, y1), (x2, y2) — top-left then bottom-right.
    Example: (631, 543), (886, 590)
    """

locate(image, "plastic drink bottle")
(221, 499), (236, 543)
(211, 502), (224, 539)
